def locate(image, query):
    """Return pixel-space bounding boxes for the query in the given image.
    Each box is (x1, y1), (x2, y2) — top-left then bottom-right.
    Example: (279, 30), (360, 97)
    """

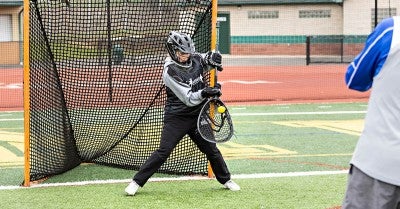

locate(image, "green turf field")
(0, 102), (367, 209)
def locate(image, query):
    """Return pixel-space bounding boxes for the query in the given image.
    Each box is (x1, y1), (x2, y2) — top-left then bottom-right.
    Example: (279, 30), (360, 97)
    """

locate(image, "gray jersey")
(162, 53), (209, 115)
(349, 16), (400, 186)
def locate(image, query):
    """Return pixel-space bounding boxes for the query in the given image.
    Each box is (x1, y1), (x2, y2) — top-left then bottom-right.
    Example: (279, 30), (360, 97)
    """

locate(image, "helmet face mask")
(166, 31), (195, 63)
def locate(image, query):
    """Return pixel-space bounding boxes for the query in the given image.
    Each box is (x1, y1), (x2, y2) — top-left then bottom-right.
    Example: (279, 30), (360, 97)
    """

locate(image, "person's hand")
(201, 87), (222, 98)
(205, 51), (223, 71)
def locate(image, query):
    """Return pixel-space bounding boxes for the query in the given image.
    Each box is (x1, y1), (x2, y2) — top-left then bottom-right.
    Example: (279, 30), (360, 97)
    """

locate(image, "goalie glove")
(201, 87), (222, 98)
(214, 82), (221, 90)
(205, 51), (223, 71)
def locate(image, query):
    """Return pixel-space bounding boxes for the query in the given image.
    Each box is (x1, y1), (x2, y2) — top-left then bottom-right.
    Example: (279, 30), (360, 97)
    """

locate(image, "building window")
(299, 10), (331, 18)
(371, 8), (397, 30)
(248, 11), (279, 19)
(0, 15), (12, 42)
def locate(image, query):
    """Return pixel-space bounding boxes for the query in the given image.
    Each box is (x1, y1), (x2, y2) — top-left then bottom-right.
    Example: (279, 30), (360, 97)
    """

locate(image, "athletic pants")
(133, 114), (231, 187)
(342, 165), (400, 209)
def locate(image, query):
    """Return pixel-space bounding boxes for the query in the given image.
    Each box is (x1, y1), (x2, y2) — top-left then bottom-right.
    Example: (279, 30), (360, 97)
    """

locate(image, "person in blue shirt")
(342, 17), (400, 209)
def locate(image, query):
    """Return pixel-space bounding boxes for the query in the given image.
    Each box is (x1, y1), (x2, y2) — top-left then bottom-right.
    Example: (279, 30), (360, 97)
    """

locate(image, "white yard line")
(231, 111), (366, 116)
(0, 170), (347, 190)
(0, 118), (23, 121)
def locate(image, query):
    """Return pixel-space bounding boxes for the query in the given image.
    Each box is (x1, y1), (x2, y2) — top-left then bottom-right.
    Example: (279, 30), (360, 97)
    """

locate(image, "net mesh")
(306, 35), (367, 65)
(28, 0), (213, 182)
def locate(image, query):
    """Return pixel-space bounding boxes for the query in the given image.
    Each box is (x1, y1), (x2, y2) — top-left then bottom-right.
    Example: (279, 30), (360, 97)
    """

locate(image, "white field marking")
(220, 80), (280, 85)
(0, 83), (22, 89)
(277, 106), (290, 109)
(317, 105), (332, 109)
(231, 107), (247, 110)
(0, 111), (22, 113)
(0, 170), (347, 190)
(231, 111), (366, 116)
(233, 170), (348, 179)
(0, 118), (23, 121)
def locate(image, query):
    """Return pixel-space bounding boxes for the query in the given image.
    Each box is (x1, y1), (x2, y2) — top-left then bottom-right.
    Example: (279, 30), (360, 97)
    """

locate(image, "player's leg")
(188, 128), (240, 191)
(126, 115), (188, 195)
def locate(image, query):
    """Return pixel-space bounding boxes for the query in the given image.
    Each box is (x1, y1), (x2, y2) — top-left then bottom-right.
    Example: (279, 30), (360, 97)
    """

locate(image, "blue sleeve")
(345, 18), (393, 92)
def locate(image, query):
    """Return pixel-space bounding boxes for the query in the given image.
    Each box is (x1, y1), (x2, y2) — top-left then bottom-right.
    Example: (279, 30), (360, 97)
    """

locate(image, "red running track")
(0, 65), (369, 111)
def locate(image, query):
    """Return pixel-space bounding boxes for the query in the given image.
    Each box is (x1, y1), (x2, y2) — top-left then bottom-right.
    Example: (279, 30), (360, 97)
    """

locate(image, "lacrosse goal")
(23, 0), (216, 186)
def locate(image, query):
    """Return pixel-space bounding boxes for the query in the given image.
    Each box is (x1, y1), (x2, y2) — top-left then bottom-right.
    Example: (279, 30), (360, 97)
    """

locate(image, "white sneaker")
(125, 181), (140, 196)
(223, 180), (240, 191)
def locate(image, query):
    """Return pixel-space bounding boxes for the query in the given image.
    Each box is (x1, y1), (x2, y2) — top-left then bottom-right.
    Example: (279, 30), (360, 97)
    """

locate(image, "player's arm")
(163, 60), (204, 107)
(346, 18), (393, 92)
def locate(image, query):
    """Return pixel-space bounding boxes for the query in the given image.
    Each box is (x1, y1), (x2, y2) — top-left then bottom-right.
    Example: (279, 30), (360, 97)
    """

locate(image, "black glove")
(201, 87), (222, 98)
(214, 82), (221, 90)
(205, 51), (223, 71)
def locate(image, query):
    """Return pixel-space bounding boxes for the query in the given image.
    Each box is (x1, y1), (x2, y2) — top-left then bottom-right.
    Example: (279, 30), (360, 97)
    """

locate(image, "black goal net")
(27, 0), (213, 182)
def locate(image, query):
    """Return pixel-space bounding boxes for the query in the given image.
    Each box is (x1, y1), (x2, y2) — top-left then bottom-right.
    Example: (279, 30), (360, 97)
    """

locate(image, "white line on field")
(231, 111), (366, 116)
(221, 80), (280, 84)
(0, 170), (347, 190)
(233, 170), (348, 179)
(0, 118), (23, 121)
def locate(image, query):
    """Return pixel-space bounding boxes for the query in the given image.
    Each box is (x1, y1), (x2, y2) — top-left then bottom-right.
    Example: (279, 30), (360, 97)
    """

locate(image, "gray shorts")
(342, 165), (400, 209)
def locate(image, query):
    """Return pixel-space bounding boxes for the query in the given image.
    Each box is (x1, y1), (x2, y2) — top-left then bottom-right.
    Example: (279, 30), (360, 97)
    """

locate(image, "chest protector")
(165, 55), (207, 115)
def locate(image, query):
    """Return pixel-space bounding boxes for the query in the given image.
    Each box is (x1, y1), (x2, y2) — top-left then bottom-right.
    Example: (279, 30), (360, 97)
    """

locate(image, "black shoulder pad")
(166, 67), (184, 83)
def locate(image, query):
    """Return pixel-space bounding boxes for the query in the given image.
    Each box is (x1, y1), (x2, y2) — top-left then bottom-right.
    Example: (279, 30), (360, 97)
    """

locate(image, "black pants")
(133, 114), (231, 187)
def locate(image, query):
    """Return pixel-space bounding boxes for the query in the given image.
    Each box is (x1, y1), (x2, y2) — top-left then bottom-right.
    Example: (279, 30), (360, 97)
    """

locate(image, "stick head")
(197, 98), (234, 143)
